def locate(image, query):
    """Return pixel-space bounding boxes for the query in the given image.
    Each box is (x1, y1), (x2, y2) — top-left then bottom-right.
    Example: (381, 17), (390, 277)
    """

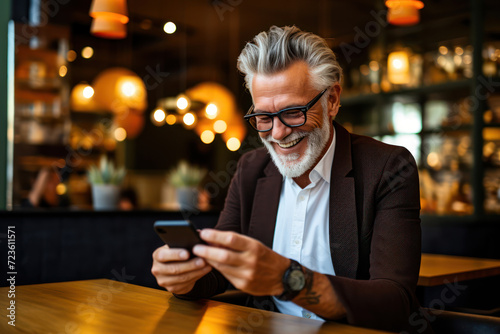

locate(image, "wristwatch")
(276, 259), (306, 301)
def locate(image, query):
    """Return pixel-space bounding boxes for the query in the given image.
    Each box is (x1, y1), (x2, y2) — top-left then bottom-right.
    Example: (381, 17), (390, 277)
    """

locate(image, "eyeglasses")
(244, 88), (328, 132)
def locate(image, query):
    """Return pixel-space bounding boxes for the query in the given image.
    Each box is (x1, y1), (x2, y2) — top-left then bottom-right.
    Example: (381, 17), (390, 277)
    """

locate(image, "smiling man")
(152, 26), (426, 333)
(249, 61), (337, 188)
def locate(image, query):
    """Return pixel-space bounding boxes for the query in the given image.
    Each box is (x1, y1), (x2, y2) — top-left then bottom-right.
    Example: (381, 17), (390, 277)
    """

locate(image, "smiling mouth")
(277, 136), (305, 149)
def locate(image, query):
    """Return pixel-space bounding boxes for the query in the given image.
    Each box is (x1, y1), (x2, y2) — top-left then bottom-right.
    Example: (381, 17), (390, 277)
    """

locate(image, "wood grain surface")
(419, 253), (500, 286)
(0, 279), (394, 333)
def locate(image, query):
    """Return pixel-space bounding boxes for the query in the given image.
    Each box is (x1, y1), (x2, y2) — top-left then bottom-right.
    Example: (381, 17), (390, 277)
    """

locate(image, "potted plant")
(87, 156), (126, 210)
(167, 160), (206, 211)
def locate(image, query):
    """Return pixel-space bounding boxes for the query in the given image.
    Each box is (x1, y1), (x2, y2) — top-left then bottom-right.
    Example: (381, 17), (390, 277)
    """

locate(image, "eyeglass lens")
(249, 109), (305, 131)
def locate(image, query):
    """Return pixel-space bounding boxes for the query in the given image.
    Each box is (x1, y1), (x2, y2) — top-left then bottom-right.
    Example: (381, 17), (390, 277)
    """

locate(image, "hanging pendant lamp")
(385, 0), (424, 26)
(89, 0), (129, 39)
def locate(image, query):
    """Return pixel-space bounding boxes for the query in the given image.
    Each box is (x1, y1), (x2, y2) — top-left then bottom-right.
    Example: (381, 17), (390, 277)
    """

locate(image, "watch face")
(288, 269), (306, 291)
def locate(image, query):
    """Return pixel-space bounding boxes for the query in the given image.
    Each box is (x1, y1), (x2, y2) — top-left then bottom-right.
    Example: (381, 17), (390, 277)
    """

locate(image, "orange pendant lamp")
(385, 0), (424, 26)
(89, 0), (129, 39)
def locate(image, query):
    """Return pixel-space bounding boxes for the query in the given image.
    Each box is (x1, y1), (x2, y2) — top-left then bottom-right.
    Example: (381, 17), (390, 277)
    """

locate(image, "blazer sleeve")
(174, 270), (228, 300)
(327, 147), (423, 333)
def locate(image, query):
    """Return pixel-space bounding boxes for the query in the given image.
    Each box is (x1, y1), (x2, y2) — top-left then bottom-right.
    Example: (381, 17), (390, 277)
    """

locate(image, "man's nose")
(271, 117), (292, 141)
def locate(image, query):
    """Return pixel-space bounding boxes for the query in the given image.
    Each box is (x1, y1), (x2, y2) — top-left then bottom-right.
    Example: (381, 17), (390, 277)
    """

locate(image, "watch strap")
(276, 259), (304, 301)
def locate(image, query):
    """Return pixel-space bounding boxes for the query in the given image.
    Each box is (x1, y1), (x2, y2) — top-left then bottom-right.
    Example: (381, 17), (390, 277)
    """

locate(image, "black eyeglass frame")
(243, 88), (328, 132)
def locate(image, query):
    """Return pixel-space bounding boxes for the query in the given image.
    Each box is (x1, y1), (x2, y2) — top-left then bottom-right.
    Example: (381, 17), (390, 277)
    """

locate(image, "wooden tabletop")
(0, 279), (393, 334)
(419, 253), (500, 287)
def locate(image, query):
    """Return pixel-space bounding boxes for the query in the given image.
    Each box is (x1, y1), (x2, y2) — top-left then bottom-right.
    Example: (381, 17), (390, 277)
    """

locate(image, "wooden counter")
(419, 253), (500, 286)
(0, 279), (394, 333)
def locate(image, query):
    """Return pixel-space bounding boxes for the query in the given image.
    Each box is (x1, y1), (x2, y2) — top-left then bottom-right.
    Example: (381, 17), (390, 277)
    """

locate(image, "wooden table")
(419, 253), (500, 287)
(0, 279), (392, 334)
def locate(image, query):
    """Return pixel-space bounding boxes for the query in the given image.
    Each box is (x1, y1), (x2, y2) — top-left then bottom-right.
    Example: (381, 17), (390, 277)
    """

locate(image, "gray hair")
(237, 26), (342, 94)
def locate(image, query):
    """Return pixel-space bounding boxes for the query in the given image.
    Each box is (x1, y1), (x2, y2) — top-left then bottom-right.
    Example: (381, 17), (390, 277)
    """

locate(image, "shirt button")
(294, 239), (301, 245)
(302, 311), (312, 318)
(299, 196), (305, 201)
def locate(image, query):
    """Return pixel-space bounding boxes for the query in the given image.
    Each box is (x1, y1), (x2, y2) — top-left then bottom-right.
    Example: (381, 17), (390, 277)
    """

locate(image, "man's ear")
(327, 84), (342, 119)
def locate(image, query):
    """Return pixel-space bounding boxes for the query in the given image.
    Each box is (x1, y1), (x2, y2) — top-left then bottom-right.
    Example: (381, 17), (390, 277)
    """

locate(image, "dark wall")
(0, 210), (219, 288)
(1, 211), (499, 291)
(421, 218), (500, 259)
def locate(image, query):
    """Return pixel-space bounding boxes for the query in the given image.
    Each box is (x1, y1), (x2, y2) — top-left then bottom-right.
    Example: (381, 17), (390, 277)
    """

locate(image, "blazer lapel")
(329, 121), (359, 278)
(247, 161), (282, 248)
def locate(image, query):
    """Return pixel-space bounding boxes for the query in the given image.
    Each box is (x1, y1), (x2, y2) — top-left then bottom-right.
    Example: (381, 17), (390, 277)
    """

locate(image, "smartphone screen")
(154, 220), (206, 257)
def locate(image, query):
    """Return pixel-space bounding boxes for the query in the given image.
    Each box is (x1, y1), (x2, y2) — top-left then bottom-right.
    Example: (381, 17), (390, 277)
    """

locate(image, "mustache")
(261, 131), (308, 144)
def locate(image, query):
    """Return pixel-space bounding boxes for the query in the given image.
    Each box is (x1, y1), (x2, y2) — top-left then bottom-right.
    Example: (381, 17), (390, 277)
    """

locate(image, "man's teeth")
(278, 137), (303, 148)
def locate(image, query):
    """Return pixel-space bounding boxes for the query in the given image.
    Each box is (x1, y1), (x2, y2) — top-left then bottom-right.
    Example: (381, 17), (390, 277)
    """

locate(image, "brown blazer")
(181, 121), (426, 333)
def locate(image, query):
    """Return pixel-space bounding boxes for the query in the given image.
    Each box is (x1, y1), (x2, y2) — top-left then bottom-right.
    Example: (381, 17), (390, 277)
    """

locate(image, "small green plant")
(168, 160), (206, 188)
(87, 156), (126, 185)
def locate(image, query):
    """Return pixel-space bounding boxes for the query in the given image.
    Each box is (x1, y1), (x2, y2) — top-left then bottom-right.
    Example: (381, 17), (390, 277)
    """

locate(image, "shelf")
(421, 214), (500, 225)
(341, 93), (379, 107)
(17, 155), (97, 171)
(341, 79), (472, 107)
(16, 79), (62, 92)
(13, 143), (69, 157)
(421, 125), (473, 134)
(351, 126), (474, 139)
(71, 109), (114, 118)
(17, 156), (66, 170)
(15, 45), (64, 62)
(388, 79), (472, 96)
(17, 114), (68, 123)
(15, 88), (62, 103)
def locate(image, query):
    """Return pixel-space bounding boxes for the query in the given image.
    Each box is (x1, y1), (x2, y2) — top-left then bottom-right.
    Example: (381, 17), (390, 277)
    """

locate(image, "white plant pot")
(91, 184), (120, 210)
(176, 187), (198, 211)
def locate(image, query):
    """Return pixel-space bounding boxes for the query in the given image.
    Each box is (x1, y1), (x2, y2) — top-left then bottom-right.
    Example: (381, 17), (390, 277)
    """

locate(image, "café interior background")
(4, 0), (500, 215)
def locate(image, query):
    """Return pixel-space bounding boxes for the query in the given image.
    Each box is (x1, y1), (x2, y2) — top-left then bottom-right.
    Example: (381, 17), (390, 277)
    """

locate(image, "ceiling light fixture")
(163, 22), (177, 34)
(81, 46), (94, 59)
(89, 0), (129, 39)
(152, 82), (247, 151)
(385, 0), (424, 26)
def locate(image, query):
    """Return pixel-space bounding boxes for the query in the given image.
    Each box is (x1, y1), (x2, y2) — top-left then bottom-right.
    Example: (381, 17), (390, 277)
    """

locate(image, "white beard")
(261, 110), (331, 178)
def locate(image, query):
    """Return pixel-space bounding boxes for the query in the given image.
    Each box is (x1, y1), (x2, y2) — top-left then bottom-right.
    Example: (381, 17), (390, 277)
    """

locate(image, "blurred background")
(1, 0), (500, 218)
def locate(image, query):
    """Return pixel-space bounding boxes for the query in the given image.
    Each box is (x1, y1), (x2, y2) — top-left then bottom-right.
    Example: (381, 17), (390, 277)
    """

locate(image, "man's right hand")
(151, 245), (213, 294)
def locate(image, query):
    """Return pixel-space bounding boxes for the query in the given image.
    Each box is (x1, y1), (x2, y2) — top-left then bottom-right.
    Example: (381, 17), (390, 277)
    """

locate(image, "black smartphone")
(154, 220), (206, 258)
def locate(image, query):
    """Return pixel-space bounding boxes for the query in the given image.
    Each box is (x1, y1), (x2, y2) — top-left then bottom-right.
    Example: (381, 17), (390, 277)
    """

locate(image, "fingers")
(157, 265), (213, 294)
(152, 256), (207, 277)
(203, 258), (250, 278)
(192, 244), (243, 266)
(160, 264), (212, 286)
(153, 245), (190, 262)
(152, 255), (213, 293)
(152, 244), (213, 293)
(199, 229), (251, 252)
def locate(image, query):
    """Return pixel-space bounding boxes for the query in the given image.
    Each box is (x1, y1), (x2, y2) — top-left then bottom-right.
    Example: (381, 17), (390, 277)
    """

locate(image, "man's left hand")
(193, 229), (290, 296)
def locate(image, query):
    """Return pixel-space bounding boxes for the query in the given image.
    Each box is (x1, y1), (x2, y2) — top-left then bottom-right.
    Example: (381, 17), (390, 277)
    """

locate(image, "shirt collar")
(309, 126), (336, 184)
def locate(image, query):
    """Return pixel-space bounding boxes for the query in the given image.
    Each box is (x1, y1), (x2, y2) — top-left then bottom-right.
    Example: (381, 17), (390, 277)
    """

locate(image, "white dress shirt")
(272, 127), (337, 321)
